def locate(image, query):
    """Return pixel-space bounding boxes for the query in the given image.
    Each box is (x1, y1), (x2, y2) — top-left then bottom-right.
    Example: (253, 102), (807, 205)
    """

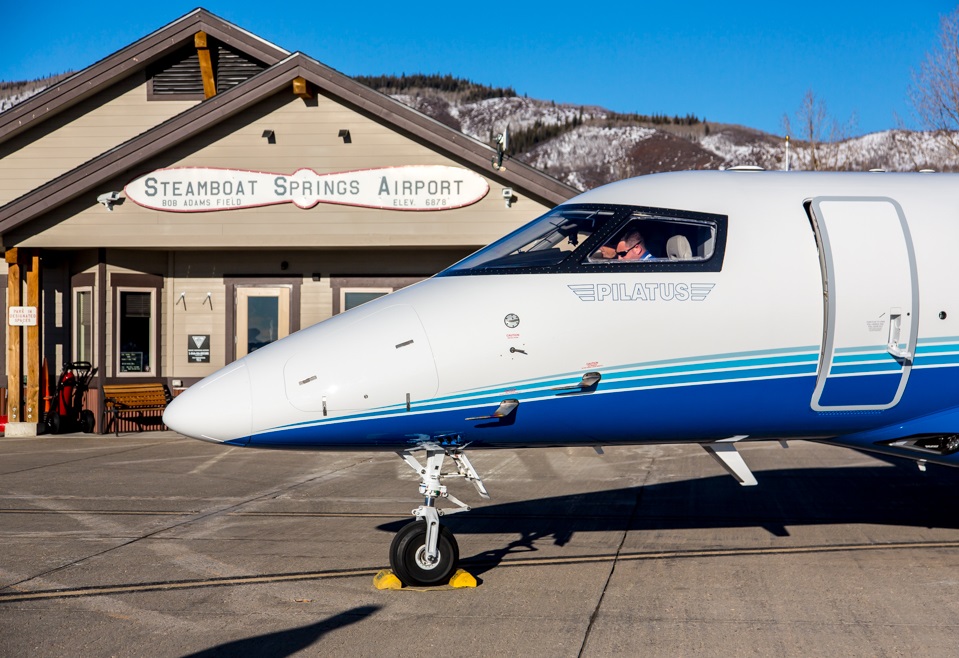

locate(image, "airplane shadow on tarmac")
(182, 605), (379, 658)
(377, 457), (959, 577)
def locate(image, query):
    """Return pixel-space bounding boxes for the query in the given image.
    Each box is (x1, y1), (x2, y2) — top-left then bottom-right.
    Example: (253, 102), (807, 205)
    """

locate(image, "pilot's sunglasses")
(616, 242), (643, 257)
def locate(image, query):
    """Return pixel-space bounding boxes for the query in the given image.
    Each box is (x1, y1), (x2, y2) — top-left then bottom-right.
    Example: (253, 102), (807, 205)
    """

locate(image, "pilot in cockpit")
(595, 228), (653, 261)
(616, 229), (653, 260)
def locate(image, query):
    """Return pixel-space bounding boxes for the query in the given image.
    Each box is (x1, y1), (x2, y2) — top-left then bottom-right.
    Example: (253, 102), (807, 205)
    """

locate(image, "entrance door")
(235, 286), (291, 358)
(809, 197), (918, 411)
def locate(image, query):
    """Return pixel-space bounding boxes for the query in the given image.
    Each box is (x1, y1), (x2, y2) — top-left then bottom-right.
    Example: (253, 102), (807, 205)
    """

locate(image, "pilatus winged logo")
(568, 282), (715, 302)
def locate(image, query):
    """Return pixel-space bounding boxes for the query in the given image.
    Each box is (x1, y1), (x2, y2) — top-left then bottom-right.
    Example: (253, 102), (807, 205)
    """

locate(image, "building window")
(73, 287), (95, 364)
(235, 285), (291, 358)
(330, 276), (427, 315)
(341, 287), (392, 312)
(116, 288), (155, 375)
(224, 277), (302, 363)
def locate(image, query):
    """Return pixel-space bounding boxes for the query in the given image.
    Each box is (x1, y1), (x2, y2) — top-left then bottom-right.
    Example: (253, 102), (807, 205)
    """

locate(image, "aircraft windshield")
(446, 207), (614, 271)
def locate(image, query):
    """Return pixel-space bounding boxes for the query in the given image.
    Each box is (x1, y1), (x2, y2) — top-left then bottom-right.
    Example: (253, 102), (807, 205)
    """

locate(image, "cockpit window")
(440, 203), (726, 275)
(587, 215), (717, 263)
(446, 207), (614, 271)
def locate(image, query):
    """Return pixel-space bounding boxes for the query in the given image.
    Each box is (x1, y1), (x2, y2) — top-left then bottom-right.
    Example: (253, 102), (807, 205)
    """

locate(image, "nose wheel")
(389, 520), (459, 586)
(391, 444), (488, 587)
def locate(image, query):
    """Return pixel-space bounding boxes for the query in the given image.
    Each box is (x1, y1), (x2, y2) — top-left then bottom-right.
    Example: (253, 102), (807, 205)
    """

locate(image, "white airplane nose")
(163, 361), (253, 443)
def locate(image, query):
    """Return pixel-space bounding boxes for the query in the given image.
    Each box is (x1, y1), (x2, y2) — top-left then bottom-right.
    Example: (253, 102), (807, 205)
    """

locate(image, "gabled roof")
(0, 8), (289, 145)
(0, 51), (579, 235)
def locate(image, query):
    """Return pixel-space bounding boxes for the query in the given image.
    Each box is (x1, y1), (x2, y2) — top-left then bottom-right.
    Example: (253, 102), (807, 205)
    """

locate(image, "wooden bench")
(102, 383), (172, 436)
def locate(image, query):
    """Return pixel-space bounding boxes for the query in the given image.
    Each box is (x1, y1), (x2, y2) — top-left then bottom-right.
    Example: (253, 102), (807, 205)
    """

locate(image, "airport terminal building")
(0, 9), (577, 434)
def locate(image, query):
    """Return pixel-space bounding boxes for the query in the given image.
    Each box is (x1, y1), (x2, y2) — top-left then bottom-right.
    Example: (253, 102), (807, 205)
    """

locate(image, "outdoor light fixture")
(97, 191), (122, 211)
(262, 130), (276, 144)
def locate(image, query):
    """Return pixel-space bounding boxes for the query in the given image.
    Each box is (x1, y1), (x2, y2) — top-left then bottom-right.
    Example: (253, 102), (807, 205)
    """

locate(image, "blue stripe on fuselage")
(244, 344), (959, 450)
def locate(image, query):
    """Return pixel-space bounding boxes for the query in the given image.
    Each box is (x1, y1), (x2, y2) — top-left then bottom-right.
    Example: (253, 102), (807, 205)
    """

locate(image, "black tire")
(389, 520), (459, 587)
(80, 410), (96, 433)
(46, 411), (61, 435)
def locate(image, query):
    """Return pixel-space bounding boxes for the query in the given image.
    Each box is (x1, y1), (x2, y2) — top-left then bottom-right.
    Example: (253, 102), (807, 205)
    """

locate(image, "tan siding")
(168, 278), (228, 376)
(300, 277), (332, 329)
(15, 90), (550, 249)
(0, 78), (198, 206)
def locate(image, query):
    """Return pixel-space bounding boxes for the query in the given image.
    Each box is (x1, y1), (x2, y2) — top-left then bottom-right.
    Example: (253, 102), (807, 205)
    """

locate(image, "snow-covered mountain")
(391, 86), (959, 191)
(0, 73), (71, 113)
(3, 72), (957, 192)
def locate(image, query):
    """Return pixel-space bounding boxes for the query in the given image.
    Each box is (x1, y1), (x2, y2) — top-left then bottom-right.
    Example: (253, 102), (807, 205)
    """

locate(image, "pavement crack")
(577, 468), (650, 658)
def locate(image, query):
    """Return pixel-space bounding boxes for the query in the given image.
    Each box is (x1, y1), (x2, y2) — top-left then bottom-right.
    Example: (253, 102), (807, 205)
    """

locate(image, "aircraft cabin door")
(808, 197), (918, 411)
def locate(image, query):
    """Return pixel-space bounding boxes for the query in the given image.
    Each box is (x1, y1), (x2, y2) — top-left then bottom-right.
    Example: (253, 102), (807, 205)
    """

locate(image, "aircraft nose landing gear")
(390, 444), (489, 587)
(389, 519), (459, 587)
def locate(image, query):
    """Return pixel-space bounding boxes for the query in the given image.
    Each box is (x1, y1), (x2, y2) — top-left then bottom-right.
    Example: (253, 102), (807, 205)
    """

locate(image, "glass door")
(235, 286), (290, 358)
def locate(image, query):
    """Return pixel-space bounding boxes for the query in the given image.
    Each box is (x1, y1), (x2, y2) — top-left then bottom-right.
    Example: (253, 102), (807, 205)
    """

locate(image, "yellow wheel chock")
(373, 568), (477, 591)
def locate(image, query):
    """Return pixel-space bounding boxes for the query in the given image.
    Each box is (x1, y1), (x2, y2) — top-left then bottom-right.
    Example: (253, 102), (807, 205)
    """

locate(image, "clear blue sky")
(1, 1), (956, 136)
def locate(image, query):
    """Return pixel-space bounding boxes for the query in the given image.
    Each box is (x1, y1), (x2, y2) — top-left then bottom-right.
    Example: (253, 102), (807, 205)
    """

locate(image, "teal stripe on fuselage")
(264, 339), (959, 436)
(915, 353), (959, 367)
(274, 349), (821, 432)
(426, 349), (821, 406)
(829, 361), (903, 375)
(273, 341), (959, 433)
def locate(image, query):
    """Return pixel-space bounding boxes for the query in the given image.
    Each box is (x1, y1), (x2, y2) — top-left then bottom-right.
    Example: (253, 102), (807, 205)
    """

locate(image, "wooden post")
(5, 248), (20, 424)
(195, 31), (217, 99)
(25, 251), (39, 425)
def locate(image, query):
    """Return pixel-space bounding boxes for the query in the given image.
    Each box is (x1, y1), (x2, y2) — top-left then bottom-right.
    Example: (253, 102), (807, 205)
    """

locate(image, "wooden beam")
(25, 251), (39, 425)
(5, 247), (17, 265)
(6, 250), (20, 424)
(292, 76), (313, 99)
(195, 31), (217, 99)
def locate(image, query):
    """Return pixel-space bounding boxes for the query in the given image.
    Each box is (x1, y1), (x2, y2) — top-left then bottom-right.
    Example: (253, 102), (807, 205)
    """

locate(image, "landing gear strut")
(389, 444), (489, 587)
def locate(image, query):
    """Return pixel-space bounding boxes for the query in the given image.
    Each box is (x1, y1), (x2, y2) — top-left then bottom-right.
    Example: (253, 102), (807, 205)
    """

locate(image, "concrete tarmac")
(1, 432), (958, 657)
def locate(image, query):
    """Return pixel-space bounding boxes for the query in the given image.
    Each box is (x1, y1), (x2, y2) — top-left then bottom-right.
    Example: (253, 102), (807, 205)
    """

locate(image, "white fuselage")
(164, 171), (959, 466)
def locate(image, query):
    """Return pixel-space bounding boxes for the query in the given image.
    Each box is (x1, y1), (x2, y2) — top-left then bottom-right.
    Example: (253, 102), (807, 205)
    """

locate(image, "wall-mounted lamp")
(262, 129), (276, 144)
(338, 129), (352, 144)
(203, 292), (213, 309)
(176, 291), (187, 310)
(97, 191), (123, 211)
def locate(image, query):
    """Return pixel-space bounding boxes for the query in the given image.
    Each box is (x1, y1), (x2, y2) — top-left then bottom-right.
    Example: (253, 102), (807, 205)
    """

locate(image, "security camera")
(501, 187), (514, 198)
(97, 191), (122, 211)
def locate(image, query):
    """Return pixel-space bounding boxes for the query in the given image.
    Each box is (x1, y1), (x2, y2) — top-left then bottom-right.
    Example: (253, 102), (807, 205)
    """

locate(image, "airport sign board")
(125, 165), (490, 213)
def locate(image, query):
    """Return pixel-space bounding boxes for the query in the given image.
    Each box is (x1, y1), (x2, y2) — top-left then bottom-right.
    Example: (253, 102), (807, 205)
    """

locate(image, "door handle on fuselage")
(886, 309), (913, 361)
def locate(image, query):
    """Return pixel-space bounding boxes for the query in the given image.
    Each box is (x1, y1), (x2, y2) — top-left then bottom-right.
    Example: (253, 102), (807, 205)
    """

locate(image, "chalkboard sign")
(120, 351), (143, 372)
